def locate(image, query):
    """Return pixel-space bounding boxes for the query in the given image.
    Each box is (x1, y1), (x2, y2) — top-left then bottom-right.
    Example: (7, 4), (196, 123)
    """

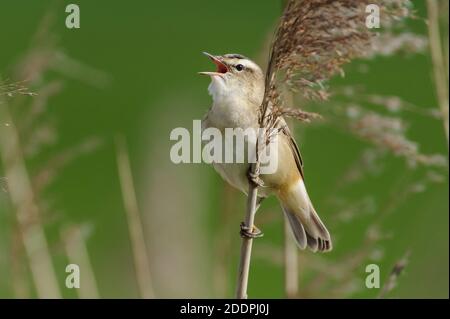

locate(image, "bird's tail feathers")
(280, 179), (332, 253)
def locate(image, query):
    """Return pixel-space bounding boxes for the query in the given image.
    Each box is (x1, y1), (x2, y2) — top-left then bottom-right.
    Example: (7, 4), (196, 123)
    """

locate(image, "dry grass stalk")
(10, 224), (31, 298)
(115, 135), (155, 298)
(426, 0), (449, 147)
(213, 184), (236, 297)
(0, 82), (61, 298)
(284, 218), (299, 298)
(235, 162), (259, 299)
(1, 9), (109, 298)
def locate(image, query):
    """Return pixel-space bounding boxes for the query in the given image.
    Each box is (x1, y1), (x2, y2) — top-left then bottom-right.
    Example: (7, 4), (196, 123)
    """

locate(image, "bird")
(200, 52), (332, 252)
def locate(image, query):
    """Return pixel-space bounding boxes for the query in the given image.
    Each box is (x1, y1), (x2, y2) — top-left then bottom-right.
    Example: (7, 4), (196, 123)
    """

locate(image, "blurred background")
(0, 0), (448, 298)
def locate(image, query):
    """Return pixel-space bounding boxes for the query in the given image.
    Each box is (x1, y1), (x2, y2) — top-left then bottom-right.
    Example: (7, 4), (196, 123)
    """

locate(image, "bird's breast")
(207, 95), (258, 130)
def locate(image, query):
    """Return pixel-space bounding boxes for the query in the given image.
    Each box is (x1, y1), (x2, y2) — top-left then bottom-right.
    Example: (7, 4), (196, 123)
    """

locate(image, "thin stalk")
(427, 0), (449, 148)
(10, 224), (30, 298)
(235, 0), (297, 300)
(284, 217), (298, 298)
(235, 163), (260, 299)
(62, 226), (100, 298)
(235, 57), (277, 299)
(115, 135), (155, 298)
(0, 86), (61, 298)
(213, 184), (235, 297)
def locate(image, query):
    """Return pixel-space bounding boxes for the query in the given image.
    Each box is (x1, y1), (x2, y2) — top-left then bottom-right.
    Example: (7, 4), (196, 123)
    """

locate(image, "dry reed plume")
(236, 0), (421, 299)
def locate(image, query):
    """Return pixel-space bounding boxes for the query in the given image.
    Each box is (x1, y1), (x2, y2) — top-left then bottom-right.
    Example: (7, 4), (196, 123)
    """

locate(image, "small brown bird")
(200, 52), (332, 252)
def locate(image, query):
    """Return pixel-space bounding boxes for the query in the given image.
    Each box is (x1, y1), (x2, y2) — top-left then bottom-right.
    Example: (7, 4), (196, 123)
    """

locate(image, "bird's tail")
(278, 179), (332, 252)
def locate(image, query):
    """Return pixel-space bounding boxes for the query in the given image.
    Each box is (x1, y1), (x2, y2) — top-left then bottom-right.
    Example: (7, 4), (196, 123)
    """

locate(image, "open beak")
(199, 52), (228, 77)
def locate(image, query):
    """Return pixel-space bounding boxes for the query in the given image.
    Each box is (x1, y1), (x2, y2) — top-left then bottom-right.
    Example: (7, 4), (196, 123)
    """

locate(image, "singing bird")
(200, 52), (332, 252)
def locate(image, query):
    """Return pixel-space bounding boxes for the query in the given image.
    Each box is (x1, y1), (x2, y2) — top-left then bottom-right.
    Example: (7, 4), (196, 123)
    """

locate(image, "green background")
(0, 0), (448, 298)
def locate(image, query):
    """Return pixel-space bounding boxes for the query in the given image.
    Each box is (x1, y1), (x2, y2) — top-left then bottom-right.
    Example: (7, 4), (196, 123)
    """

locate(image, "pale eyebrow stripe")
(225, 53), (247, 59)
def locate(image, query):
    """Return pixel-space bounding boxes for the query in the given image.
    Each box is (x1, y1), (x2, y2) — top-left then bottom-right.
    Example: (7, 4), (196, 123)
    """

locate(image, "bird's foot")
(240, 222), (264, 239)
(247, 168), (264, 187)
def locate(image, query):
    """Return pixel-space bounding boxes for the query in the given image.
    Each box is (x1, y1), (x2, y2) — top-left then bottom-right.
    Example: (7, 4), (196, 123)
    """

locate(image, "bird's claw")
(240, 222), (264, 239)
(247, 169), (264, 187)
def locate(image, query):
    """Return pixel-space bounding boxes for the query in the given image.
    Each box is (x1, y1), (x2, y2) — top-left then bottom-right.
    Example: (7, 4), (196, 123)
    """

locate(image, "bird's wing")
(277, 117), (304, 179)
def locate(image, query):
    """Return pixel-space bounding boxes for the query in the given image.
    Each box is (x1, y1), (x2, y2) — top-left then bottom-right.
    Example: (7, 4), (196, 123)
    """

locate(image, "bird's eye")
(235, 64), (244, 71)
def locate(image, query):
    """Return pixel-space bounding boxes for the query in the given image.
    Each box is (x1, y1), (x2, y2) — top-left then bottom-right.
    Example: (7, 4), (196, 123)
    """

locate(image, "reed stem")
(0, 84), (61, 298)
(115, 135), (155, 298)
(427, 0), (449, 148)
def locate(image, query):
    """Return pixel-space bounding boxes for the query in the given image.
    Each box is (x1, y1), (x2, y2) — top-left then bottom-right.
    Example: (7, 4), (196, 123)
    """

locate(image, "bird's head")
(199, 52), (264, 105)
